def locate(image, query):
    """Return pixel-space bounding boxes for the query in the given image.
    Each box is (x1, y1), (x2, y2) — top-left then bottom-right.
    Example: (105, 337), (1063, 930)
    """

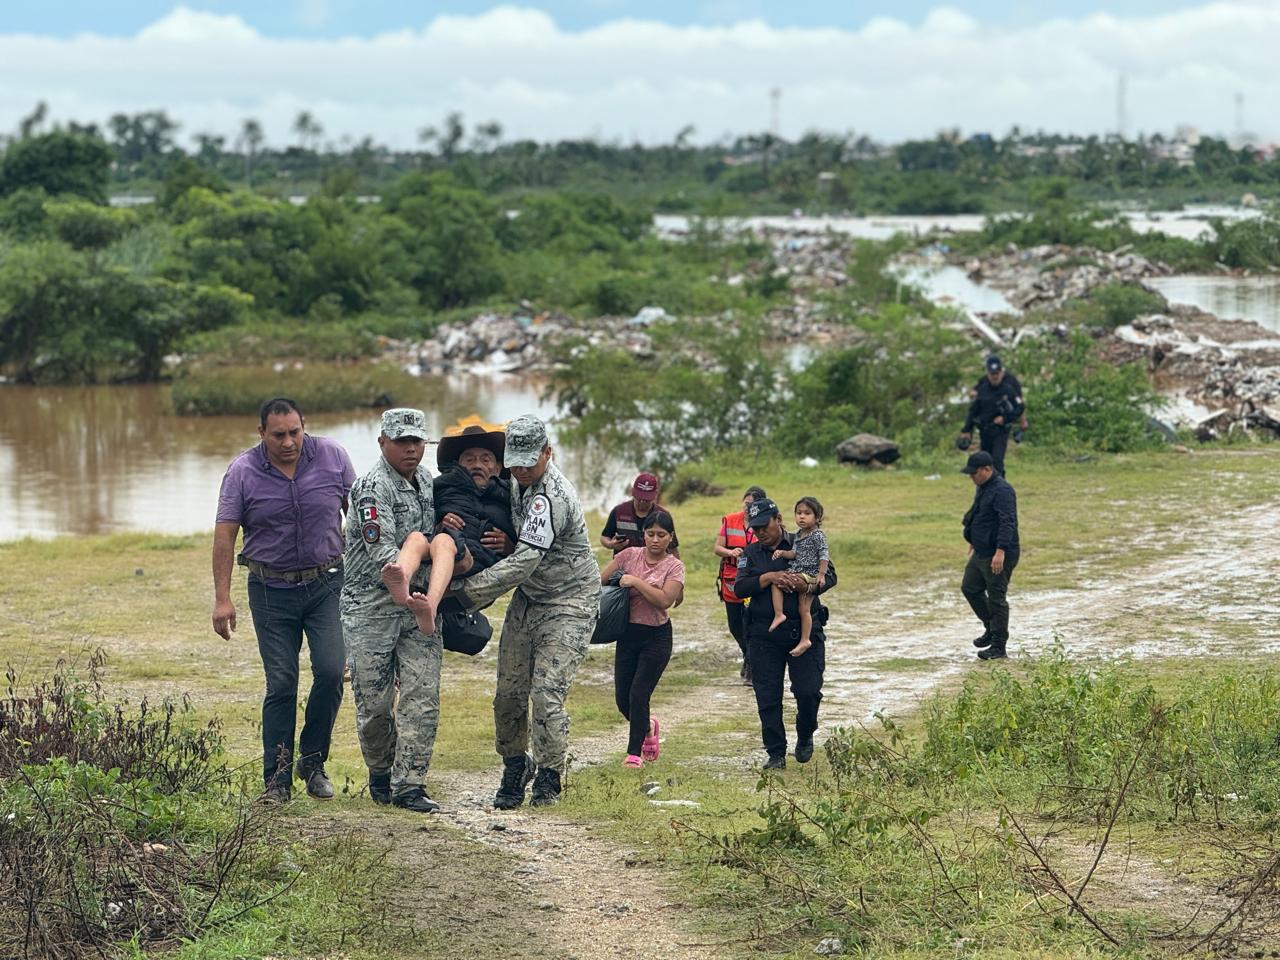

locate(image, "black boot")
(393, 787), (440, 813)
(368, 772), (392, 805)
(295, 760), (334, 800)
(794, 739), (814, 764)
(762, 754), (786, 771)
(530, 767), (562, 807)
(493, 753), (536, 810)
(978, 642), (1007, 660)
(972, 627), (993, 649)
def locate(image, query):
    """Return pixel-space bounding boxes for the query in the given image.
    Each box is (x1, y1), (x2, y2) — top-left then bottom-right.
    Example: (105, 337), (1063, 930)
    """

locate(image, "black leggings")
(614, 620), (673, 755)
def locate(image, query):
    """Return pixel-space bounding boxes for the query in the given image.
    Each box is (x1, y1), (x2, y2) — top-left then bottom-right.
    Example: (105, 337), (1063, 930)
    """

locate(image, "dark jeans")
(614, 620), (673, 756)
(247, 570), (346, 787)
(979, 428), (1010, 477)
(724, 600), (747, 660)
(749, 623), (824, 759)
(961, 552), (1019, 644)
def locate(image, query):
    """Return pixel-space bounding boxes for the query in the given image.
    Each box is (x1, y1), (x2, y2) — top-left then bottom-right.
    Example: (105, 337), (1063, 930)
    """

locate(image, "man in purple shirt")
(212, 397), (356, 803)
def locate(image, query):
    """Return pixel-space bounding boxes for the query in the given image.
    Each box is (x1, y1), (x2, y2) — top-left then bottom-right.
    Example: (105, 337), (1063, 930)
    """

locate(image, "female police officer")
(733, 497), (837, 769)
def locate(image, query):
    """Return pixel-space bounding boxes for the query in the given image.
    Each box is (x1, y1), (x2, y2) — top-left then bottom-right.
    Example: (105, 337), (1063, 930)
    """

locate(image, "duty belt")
(238, 554), (342, 584)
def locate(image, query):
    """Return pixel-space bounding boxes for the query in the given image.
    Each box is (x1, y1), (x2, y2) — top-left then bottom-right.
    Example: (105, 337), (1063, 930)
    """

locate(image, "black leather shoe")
(368, 772), (392, 805)
(296, 761), (334, 800)
(973, 630), (993, 649)
(258, 781), (291, 805)
(977, 644), (1007, 660)
(493, 753), (536, 810)
(794, 740), (814, 764)
(392, 787), (440, 813)
(530, 767), (562, 807)
(762, 755), (786, 771)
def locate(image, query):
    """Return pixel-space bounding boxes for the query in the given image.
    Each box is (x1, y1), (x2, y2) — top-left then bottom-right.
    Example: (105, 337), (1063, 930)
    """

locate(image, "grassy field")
(3, 446), (1279, 958)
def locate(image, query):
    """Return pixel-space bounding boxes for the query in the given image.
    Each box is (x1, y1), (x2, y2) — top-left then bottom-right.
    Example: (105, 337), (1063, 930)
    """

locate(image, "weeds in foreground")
(677, 650), (1280, 957)
(0, 652), (398, 959)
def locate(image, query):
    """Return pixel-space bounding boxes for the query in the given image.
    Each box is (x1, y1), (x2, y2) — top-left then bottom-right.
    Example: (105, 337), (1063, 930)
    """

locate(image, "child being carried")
(768, 497), (829, 658)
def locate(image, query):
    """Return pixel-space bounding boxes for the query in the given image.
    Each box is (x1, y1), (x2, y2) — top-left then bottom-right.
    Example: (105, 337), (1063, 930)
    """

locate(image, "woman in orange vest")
(714, 486), (767, 684)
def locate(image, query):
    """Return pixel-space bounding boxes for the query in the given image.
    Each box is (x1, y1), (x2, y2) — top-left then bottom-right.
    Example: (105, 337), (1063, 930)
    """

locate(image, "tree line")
(4, 102), (1278, 215)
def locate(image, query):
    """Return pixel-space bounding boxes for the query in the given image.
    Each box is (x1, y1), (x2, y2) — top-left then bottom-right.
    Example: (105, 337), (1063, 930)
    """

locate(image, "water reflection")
(0, 375), (631, 540)
(1145, 275), (1280, 333)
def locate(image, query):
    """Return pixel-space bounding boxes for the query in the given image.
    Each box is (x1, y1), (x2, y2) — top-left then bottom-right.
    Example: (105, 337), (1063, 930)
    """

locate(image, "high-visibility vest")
(717, 510), (755, 603)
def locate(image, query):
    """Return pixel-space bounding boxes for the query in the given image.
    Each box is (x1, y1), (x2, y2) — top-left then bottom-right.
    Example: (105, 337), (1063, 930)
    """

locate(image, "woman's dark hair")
(259, 397), (302, 428)
(641, 511), (676, 536)
(795, 496), (824, 525)
(743, 486), (767, 502)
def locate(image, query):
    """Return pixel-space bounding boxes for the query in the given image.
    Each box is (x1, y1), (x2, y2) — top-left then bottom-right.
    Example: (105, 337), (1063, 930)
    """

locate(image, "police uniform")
(341, 408), (442, 802)
(734, 498), (837, 766)
(963, 358), (1024, 477)
(458, 416), (600, 785)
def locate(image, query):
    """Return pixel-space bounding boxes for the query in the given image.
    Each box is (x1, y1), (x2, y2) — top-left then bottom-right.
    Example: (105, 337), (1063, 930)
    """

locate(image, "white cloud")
(1, 2), (1278, 149)
(296, 0), (333, 31)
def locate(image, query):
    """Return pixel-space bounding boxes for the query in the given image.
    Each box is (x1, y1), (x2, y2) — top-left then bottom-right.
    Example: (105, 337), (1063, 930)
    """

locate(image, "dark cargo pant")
(749, 624), (824, 761)
(961, 551), (1019, 644)
(979, 427), (1010, 477)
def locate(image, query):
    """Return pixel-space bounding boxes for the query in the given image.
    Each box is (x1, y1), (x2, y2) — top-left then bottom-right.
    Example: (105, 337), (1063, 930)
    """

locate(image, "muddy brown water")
(0, 377), (631, 541)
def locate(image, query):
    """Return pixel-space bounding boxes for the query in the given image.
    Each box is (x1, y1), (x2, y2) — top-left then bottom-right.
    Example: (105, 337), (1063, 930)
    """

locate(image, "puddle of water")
(1146, 275), (1280, 333)
(896, 263), (1021, 316)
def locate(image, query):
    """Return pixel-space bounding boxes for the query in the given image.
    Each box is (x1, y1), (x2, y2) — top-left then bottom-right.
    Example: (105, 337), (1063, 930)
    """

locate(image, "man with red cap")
(600, 472), (679, 556)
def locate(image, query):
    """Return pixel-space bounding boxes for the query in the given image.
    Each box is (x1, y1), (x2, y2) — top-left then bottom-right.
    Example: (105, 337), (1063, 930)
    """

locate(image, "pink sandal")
(641, 717), (661, 761)
(623, 754), (644, 768)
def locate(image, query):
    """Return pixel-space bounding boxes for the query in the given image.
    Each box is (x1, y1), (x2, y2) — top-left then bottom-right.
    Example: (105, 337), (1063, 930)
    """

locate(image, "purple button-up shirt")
(216, 434), (355, 576)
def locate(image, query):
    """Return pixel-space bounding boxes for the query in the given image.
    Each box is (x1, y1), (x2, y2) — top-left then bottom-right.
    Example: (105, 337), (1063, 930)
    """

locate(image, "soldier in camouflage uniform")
(342, 408), (468, 813)
(454, 414), (600, 809)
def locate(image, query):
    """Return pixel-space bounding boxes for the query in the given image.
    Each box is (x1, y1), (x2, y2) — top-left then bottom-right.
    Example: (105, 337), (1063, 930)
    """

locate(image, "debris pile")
(964, 244), (1174, 312)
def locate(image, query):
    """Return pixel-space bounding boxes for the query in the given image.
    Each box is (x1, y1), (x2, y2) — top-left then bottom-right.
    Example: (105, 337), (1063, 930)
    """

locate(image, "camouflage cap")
(503, 414), (549, 467)
(380, 408), (428, 440)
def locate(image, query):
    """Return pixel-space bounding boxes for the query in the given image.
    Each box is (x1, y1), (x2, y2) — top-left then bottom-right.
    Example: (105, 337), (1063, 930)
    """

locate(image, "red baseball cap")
(632, 473), (659, 501)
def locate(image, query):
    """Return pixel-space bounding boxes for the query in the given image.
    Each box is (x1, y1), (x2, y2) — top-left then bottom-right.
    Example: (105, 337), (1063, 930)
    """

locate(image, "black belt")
(239, 554), (342, 584)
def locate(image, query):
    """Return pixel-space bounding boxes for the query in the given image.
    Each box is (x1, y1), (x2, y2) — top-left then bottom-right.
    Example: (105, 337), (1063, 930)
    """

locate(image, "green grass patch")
(169, 361), (419, 416)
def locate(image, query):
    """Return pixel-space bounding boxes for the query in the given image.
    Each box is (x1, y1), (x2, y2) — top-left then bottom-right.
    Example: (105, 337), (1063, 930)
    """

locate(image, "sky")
(0, 2), (1276, 149)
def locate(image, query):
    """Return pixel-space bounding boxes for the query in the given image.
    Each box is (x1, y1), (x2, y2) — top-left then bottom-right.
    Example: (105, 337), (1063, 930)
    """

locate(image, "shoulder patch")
(736, 554), (748, 571)
(518, 493), (555, 551)
(361, 521), (380, 544)
(358, 503), (377, 523)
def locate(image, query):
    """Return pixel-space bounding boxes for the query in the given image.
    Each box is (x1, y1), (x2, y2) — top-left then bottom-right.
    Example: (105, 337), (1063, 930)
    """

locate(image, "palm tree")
(239, 118), (264, 186)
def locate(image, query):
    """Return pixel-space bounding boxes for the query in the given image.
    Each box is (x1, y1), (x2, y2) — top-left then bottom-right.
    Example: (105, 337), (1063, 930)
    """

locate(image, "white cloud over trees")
(0, 2), (1276, 147)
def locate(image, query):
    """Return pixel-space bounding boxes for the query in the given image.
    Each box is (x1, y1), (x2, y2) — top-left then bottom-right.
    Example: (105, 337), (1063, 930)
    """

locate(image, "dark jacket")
(963, 475), (1019, 558)
(733, 531), (837, 643)
(432, 464), (516, 573)
(964, 373), (1025, 434)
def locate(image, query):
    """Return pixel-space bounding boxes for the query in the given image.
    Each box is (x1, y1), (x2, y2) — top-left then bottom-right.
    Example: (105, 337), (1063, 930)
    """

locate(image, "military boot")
(530, 767), (562, 807)
(368, 772), (392, 805)
(978, 642), (1007, 661)
(973, 625), (993, 648)
(393, 787), (440, 814)
(493, 753), (536, 810)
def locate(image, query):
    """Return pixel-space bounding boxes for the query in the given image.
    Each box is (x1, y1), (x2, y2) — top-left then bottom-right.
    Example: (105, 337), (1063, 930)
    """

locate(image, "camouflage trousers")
(343, 610), (442, 796)
(494, 589), (596, 772)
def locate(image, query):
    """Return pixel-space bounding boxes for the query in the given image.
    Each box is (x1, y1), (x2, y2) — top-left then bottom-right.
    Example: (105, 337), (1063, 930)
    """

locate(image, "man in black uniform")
(960, 355), (1024, 477)
(960, 451), (1020, 661)
(734, 498), (837, 770)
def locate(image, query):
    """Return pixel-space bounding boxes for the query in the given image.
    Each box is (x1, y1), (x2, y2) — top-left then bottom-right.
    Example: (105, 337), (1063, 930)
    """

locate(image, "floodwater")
(895, 263), (1020, 316)
(1145, 275), (1280, 333)
(0, 376), (631, 541)
(654, 204), (1261, 243)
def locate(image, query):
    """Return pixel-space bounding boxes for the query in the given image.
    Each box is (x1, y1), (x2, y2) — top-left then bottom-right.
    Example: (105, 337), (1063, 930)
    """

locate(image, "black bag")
(591, 571), (630, 645)
(440, 598), (493, 656)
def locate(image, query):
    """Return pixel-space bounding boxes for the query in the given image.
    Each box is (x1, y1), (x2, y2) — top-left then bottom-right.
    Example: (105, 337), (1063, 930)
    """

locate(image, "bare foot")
(406, 592), (437, 636)
(381, 563), (411, 605)
(769, 613), (787, 633)
(788, 639), (812, 658)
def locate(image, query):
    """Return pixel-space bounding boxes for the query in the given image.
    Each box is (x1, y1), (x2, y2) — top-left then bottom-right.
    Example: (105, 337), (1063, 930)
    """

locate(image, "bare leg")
(790, 600), (813, 657)
(769, 582), (787, 632)
(405, 535), (457, 636)
(381, 531), (431, 606)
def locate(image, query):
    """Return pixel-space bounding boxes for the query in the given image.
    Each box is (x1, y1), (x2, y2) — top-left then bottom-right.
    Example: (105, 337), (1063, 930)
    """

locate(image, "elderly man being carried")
(381, 422), (516, 636)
